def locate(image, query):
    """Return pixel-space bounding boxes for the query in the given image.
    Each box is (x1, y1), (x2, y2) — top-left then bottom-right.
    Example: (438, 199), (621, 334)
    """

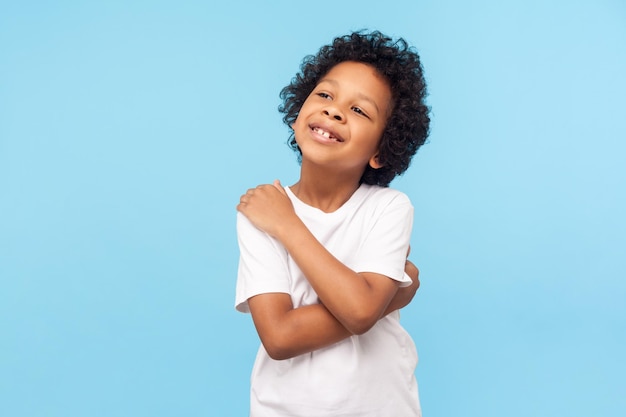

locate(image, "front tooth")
(322, 131), (330, 138)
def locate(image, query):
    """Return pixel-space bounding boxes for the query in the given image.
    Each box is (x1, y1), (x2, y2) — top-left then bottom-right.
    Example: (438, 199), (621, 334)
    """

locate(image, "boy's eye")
(352, 106), (369, 118)
(317, 92), (331, 99)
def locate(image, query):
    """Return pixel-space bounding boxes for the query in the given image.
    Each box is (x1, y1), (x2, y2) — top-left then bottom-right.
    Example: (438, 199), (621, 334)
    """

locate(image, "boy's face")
(292, 61), (392, 176)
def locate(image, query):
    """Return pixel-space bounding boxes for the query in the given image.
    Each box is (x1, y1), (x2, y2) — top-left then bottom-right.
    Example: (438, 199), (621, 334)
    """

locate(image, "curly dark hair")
(279, 30), (430, 187)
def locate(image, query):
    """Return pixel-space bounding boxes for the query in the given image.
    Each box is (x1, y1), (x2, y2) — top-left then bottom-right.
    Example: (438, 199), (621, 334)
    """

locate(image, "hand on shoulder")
(237, 180), (298, 238)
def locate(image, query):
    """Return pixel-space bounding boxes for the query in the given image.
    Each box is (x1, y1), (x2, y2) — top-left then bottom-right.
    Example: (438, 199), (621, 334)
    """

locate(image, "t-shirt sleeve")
(235, 212), (291, 313)
(353, 193), (414, 287)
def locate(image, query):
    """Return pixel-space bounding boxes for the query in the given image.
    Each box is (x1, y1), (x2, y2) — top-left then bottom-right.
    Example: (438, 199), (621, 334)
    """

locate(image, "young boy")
(235, 31), (430, 417)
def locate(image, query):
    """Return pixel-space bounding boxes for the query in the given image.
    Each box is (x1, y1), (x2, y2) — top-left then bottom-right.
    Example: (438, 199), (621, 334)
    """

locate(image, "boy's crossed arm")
(238, 181), (419, 359)
(247, 262), (418, 360)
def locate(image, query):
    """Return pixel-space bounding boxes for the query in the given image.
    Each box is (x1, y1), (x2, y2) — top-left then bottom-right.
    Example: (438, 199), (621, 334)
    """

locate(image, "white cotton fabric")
(235, 184), (421, 417)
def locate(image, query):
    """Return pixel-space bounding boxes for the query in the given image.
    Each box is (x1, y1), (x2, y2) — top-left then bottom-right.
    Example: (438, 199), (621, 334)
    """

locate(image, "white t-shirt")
(235, 184), (421, 417)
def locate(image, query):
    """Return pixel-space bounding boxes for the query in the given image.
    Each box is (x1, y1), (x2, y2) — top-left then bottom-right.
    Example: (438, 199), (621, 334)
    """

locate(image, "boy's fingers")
(273, 179), (288, 196)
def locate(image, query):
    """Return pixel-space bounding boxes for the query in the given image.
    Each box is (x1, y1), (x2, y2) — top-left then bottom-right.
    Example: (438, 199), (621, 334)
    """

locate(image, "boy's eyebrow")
(317, 79), (380, 115)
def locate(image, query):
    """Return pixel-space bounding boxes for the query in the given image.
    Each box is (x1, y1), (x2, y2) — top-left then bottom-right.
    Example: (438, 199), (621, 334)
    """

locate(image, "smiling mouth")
(312, 127), (343, 142)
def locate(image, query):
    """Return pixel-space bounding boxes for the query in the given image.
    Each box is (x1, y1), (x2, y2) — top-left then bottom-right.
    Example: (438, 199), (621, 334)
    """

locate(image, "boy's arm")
(248, 260), (419, 360)
(247, 293), (351, 360)
(238, 182), (409, 335)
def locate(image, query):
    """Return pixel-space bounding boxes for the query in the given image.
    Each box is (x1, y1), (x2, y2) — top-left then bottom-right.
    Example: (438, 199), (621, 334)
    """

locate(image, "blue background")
(1, 1), (625, 416)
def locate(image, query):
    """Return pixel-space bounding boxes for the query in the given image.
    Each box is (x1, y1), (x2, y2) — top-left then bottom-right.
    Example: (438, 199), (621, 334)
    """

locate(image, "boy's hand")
(237, 180), (298, 238)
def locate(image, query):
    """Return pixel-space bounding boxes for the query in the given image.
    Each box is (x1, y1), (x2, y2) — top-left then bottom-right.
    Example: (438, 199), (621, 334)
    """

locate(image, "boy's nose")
(322, 108), (344, 122)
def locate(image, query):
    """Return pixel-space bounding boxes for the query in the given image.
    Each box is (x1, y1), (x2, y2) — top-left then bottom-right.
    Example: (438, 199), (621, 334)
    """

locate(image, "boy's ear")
(369, 153), (383, 169)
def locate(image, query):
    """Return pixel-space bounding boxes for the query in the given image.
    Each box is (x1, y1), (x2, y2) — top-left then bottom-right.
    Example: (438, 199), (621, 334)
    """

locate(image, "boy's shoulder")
(359, 184), (412, 208)
(361, 183), (411, 200)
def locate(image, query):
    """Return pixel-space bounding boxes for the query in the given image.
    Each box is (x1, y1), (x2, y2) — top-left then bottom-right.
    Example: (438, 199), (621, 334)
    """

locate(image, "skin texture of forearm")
(248, 293), (353, 360)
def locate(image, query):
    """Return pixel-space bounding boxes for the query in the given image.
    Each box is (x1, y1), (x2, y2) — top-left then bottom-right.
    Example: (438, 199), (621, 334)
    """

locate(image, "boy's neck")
(291, 165), (364, 213)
